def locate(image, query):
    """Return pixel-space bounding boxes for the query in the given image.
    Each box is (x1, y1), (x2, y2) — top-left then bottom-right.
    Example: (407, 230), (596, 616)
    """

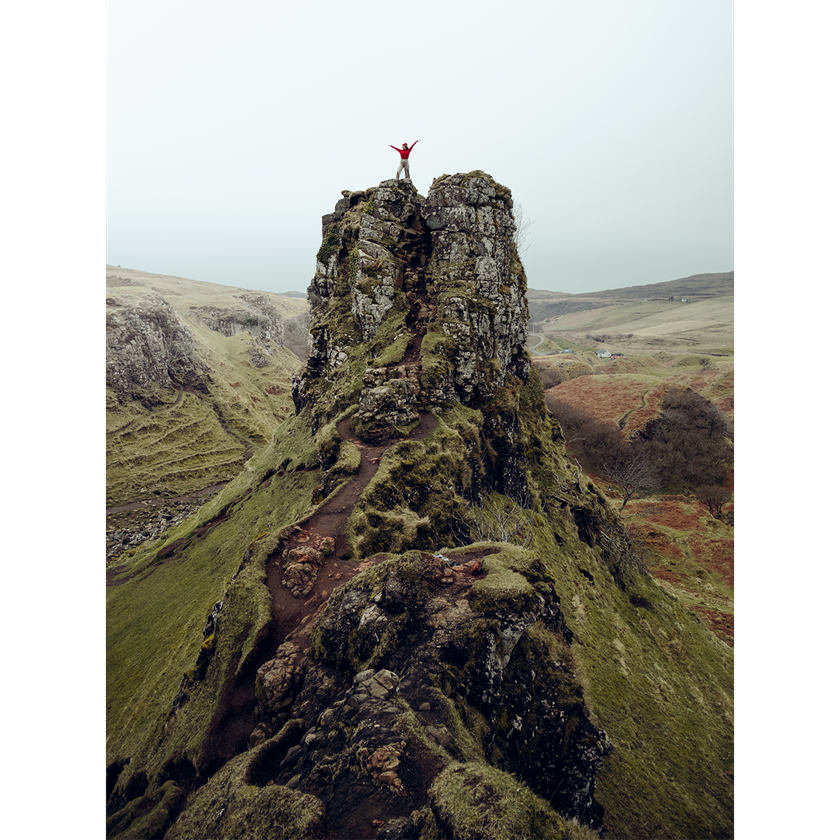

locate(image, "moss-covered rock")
(107, 171), (733, 840)
(164, 752), (324, 840)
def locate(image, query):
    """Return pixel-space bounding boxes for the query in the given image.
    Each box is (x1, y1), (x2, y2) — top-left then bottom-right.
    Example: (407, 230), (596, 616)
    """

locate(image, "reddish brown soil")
(201, 411), (444, 768)
(615, 491), (734, 646)
(264, 411), (441, 647)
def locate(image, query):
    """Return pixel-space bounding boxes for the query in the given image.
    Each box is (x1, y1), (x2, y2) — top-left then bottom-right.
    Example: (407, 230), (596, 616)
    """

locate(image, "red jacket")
(391, 141), (417, 159)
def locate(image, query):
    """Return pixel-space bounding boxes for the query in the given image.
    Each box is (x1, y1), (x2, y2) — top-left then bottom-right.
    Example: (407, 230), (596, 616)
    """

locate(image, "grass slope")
(107, 418), (320, 776)
(106, 267), (306, 509)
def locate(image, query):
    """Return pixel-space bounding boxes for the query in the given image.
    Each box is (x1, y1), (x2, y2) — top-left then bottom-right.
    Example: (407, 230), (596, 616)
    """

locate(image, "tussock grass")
(164, 751), (323, 840)
(428, 762), (578, 840)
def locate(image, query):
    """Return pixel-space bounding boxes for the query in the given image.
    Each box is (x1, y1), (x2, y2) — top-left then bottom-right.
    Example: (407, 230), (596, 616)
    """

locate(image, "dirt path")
(265, 411), (439, 646)
(202, 410), (442, 767)
(106, 482), (230, 515)
(617, 384), (653, 430)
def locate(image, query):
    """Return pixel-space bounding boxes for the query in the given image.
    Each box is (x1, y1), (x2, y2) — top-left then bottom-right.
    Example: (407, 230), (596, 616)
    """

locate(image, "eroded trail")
(265, 411), (439, 648)
(203, 411), (441, 768)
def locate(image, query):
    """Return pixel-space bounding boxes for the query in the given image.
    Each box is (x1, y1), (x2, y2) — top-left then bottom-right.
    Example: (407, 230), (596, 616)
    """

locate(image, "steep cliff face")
(297, 174), (529, 434)
(106, 178), (733, 840)
(106, 294), (209, 396)
(106, 284), (308, 400)
(188, 291), (310, 366)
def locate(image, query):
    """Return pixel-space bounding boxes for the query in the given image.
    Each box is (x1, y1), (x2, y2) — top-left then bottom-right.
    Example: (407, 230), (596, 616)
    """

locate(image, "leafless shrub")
(454, 494), (536, 548)
(513, 200), (534, 256)
(593, 444), (662, 511)
(537, 365), (565, 389)
(696, 485), (731, 519)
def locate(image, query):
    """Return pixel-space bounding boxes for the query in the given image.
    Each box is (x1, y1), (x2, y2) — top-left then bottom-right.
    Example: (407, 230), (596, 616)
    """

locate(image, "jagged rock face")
(351, 183), (425, 343)
(105, 294), (208, 395)
(107, 288), (309, 399)
(299, 173), (530, 430)
(239, 549), (611, 835)
(421, 174), (530, 404)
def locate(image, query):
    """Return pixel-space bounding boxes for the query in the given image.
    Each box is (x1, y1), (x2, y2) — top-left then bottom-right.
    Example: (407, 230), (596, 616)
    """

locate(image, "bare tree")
(594, 444), (661, 511)
(454, 493), (536, 547)
(513, 200), (534, 256)
(696, 485), (731, 519)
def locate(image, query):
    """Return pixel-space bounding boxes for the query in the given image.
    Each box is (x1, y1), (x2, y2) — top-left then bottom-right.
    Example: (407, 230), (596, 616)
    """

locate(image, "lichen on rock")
(297, 172), (530, 436)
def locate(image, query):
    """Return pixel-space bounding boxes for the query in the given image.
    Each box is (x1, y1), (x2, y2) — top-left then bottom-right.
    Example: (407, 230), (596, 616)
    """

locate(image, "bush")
(545, 388), (733, 504)
(537, 365), (564, 389)
(635, 388), (732, 491)
(696, 485), (731, 519)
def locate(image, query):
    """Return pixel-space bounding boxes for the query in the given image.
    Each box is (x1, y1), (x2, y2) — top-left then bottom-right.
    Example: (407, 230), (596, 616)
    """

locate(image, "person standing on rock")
(390, 140), (418, 180)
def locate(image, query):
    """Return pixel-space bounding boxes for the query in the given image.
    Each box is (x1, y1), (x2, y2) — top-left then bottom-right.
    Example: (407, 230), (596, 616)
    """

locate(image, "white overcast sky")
(106, 0), (734, 294)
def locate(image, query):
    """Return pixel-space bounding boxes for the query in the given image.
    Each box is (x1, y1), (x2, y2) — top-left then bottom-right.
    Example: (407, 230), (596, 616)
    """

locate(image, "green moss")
(349, 425), (473, 556)
(165, 752), (324, 840)
(331, 439), (361, 476)
(316, 225), (340, 266)
(348, 245), (360, 278)
(428, 762), (567, 840)
(315, 419), (341, 465)
(371, 331), (411, 367)
(469, 562), (541, 617)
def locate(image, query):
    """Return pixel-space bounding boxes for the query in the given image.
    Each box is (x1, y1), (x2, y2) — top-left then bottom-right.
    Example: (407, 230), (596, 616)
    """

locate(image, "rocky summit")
(296, 174), (529, 433)
(106, 173), (733, 840)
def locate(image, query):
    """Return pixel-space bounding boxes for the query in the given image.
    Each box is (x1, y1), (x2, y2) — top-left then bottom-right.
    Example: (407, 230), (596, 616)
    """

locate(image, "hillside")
(535, 353), (734, 646)
(528, 271), (733, 325)
(529, 293), (734, 358)
(106, 267), (310, 555)
(106, 175), (733, 840)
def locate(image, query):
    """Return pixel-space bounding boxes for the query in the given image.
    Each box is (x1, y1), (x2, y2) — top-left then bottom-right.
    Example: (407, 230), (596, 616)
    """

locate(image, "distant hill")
(528, 272), (733, 324)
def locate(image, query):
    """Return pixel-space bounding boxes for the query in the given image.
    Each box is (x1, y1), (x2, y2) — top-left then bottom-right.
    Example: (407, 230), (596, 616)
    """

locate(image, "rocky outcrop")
(231, 548), (610, 837)
(421, 173), (530, 404)
(106, 294), (208, 396)
(107, 175), (734, 840)
(297, 173), (530, 435)
(189, 291), (310, 364)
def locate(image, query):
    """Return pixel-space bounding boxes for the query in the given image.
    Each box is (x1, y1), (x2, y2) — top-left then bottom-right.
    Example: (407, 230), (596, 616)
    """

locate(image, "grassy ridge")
(106, 422), (320, 775)
(107, 251), (733, 837)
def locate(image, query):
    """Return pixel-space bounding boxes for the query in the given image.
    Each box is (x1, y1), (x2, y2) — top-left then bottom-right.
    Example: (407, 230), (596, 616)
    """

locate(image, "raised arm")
(390, 145), (400, 152)
(409, 140), (419, 151)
